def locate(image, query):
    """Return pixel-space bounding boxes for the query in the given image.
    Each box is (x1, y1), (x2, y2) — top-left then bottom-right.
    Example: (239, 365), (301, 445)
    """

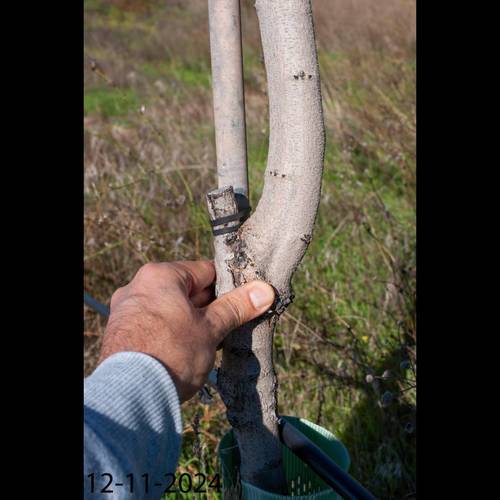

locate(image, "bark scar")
(293, 70), (312, 80)
(225, 232), (294, 316)
(266, 288), (295, 316)
(300, 233), (312, 244)
(226, 234), (255, 287)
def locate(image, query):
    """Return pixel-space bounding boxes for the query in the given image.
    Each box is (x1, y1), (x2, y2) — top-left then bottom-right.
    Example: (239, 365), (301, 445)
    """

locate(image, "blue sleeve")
(84, 352), (183, 499)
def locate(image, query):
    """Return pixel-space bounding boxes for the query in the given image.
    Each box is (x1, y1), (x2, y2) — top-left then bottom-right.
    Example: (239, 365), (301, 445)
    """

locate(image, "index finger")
(170, 260), (216, 296)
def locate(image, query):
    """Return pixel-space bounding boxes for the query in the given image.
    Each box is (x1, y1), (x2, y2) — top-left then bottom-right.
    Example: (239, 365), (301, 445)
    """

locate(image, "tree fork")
(207, 0), (325, 493)
(207, 186), (287, 493)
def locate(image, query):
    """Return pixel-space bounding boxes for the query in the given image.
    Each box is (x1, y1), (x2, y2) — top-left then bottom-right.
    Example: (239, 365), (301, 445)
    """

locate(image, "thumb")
(203, 280), (275, 343)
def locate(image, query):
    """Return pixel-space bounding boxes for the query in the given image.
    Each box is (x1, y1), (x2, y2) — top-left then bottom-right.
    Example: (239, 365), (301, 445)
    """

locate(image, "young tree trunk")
(207, 0), (325, 493)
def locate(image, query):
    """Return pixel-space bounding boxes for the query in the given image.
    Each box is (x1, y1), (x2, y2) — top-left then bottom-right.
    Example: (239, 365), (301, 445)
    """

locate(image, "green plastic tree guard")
(218, 416), (350, 499)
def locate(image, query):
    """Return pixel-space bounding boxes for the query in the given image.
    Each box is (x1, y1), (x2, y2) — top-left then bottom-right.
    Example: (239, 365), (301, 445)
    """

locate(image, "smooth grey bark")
(208, 0), (249, 199)
(207, 0), (325, 493)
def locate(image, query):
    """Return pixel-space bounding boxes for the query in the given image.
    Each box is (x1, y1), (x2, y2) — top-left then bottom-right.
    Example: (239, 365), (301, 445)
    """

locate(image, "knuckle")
(141, 262), (157, 274)
(110, 287), (125, 308)
(205, 309), (229, 346)
(136, 262), (160, 280)
(224, 296), (245, 327)
(170, 263), (194, 292)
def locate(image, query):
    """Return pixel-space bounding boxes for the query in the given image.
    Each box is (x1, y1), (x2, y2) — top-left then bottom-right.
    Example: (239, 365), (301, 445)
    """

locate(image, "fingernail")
(248, 282), (275, 310)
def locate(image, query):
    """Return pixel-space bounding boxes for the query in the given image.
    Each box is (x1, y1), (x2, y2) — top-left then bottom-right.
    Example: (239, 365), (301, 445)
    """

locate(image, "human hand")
(98, 260), (275, 402)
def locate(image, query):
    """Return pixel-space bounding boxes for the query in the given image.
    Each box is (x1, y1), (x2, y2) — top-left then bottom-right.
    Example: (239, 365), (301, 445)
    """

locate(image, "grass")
(84, 0), (416, 498)
(141, 61), (211, 89)
(84, 87), (140, 117)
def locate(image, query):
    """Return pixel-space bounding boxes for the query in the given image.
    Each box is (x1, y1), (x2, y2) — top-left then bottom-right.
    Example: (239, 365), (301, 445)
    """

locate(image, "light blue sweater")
(84, 352), (183, 499)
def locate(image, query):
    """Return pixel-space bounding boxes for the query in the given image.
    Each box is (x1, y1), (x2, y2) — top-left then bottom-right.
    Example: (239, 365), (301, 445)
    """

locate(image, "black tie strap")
(210, 207), (251, 236)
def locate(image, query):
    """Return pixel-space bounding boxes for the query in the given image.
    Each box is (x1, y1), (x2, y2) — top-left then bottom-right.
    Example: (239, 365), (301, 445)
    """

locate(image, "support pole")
(208, 0), (249, 203)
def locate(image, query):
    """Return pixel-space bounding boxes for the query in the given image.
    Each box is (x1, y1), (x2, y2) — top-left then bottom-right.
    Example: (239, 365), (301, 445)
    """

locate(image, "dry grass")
(84, 0), (416, 497)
